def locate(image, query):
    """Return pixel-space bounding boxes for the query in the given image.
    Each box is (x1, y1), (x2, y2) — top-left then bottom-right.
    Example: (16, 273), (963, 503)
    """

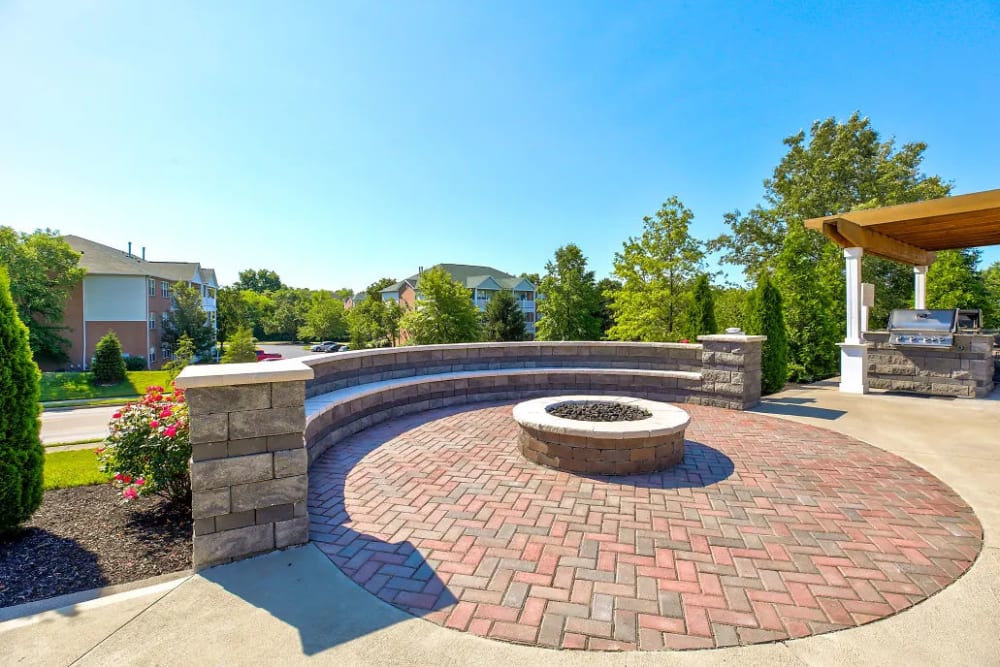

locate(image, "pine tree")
(745, 274), (789, 394)
(92, 331), (127, 384)
(681, 274), (718, 341)
(0, 266), (44, 534)
(483, 290), (526, 342)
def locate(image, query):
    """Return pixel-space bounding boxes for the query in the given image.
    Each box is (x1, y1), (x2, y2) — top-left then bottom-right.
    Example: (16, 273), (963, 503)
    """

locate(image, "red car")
(255, 349), (283, 362)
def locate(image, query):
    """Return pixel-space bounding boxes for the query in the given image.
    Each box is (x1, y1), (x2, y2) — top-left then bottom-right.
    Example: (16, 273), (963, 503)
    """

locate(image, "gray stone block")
(194, 523), (274, 568)
(191, 453), (273, 491)
(256, 503), (294, 524)
(192, 486), (230, 519)
(191, 441), (228, 462)
(268, 432), (304, 451)
(231, 474), (308, 513)
(270, 381), (305, 408)
(215, 509), (256, 531)
(193, 517), (216, 536)
(229, 406), (305, 440)
(189, 412), (228, 445)
(275, 516), (310, 549)
(227, 436), (268, 457)
(274, 448), (308, 478)
(188, 384), (271, 416)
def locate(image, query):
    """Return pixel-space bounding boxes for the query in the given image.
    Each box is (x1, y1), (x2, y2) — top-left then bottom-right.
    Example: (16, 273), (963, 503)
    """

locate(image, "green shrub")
(222, 326), (258, 363)
(97, 384), (190, 504)
(92, 331), (127, 384)
(124, 356), (148, 371)
(681, 274), (718, 341)
(0, 266), (44, 534)
(745, 273), (789, 395)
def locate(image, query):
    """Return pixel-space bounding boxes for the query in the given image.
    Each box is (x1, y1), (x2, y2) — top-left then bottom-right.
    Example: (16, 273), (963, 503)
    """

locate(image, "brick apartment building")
(378, 264), (538, 338)
(55, 235), (218, 371)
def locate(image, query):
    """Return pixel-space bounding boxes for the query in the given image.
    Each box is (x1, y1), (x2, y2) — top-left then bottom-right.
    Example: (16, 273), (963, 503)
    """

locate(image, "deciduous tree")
(536, 244), (603, 341)
(298, 290), (348, 342)
(401, 267), (481, 344)
(607, 197), (704, 341)
(0, 227), (86, 363)
(928, 249), (993, 324)
(236, 268), (282, 293)
(221, 326), (257, 363)
(162, 282), (215, 357)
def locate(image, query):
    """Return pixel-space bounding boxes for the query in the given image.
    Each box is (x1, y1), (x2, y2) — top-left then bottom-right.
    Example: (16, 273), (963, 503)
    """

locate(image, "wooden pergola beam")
(817, 219), (936, 266)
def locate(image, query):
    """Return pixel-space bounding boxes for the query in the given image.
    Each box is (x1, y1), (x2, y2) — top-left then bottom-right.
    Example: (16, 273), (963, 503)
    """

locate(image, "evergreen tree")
(401, 267), (481, 344)
(222, 326), (258, 363)
(536, 244), (603, 341)
(0, 267), (44, 534)
(483, 290), (526, 342)
(596, 278), (621, 338)
(745, 274), (789, 394)
(681, 274), (718, 341)
(92, 331), (127, 384)
(163, 282), (216, 356)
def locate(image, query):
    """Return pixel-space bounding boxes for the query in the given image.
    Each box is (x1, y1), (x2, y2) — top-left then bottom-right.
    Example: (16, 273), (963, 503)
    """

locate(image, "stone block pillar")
(175, 361), (314, 569)
(697, 334), (765, 409)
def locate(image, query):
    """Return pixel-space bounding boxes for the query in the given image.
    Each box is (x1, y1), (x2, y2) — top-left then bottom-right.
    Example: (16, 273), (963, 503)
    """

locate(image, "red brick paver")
(308, 403), (982, 651)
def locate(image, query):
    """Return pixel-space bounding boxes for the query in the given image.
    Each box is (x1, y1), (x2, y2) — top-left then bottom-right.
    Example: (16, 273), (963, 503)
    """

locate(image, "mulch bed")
(0, 485), (192, 609)
(546, 400), (652, 422)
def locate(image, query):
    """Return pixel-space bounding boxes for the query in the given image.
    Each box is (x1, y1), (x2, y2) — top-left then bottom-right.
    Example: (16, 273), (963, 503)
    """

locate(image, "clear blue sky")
(2, 1), (998, 291)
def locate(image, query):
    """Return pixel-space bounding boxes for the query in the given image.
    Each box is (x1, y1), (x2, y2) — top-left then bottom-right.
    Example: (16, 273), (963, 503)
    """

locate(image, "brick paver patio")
(308, 403), (982, 651)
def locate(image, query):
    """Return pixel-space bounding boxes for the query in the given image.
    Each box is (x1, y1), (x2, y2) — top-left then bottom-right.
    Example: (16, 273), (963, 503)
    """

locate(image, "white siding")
(83, 276), (146, 321)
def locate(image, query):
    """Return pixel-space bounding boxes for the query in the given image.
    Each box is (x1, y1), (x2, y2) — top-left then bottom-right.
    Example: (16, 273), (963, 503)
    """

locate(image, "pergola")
(804, 188), (1000, 393)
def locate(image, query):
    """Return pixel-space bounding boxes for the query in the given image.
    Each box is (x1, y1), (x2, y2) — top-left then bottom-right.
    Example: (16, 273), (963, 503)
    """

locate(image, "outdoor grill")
(886, 309), (959, 348)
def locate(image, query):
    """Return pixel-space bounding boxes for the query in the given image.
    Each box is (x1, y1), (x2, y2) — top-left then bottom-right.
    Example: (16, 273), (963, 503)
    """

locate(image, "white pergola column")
(838, 247), (868, 394)
(914, 265), (928, 309)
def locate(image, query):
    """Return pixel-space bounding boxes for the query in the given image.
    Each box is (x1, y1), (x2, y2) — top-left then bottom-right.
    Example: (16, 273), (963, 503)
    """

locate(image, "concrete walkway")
(3, 383), (998, 666)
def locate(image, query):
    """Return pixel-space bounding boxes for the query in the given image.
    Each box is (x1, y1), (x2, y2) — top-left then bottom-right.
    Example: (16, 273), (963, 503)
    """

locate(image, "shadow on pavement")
(584, 440), (735, 489)
(756, 396), (847, 420)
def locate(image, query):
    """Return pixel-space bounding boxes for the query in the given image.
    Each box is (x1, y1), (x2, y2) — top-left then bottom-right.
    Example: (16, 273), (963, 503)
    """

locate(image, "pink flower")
(135, 477), (145, 486)
(150, 420), (160, 428)
(164, 425), (178, 438)
(95, 447), (105, 455)
(123, 487), (138, 500)
(112, 412), (122, 419)
(159, 407), (172, 418)
(114, 472), (124, 481)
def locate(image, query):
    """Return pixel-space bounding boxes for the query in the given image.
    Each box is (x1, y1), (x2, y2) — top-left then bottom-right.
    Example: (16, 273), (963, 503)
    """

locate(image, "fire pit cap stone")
(513, 395), (689, 440)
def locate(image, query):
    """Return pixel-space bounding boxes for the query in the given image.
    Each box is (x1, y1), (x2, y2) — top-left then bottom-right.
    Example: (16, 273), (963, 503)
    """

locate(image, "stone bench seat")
(304, 366), (702, 464)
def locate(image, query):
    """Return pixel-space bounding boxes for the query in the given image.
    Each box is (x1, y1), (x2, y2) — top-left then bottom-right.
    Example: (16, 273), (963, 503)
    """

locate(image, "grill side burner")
(886, 309), (959, 348)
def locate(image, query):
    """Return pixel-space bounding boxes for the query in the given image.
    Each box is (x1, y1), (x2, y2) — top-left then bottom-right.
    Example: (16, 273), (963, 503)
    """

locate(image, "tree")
(0, 227), (86, 363)
(240, 289), (275, 340)
(92, 331), (127, 384)
(216, 285), (249, 343)
(714, 286), (748, 332)
(607, 197), (705, 341)
(264, 288), (309, 341)
(221, 326), (258, 363)
(714, 112), (951, 380)
(347, 278), (404, 349)
(983, 261), (1000, 329)
(0, 266), (43, 534)
(401, 267), (481, 345)
(596, 277), (621, 338)
(162, 282), (215, 357)
(298, 290), (348, 342)
(519, 272), (541, 288)
(744, 274), (789, 394)
(483, 289), (526, 342)
(536, 244), (603, 341)
(236, 268), (282, 293)
(681, 274), (717, 341)
(928, 249), (993, 324)
(163, 334), (196, 381)
(333, 287), (354, 302)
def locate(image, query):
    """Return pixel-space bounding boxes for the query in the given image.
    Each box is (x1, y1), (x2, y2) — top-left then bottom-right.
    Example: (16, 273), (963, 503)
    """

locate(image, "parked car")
(311, 341), (337, 352)
(255, 349), (283, 361)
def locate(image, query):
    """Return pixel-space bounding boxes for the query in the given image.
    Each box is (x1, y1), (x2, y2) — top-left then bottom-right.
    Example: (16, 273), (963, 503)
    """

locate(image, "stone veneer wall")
(176, 363), (314, 569)
(866, 332), (995, 398)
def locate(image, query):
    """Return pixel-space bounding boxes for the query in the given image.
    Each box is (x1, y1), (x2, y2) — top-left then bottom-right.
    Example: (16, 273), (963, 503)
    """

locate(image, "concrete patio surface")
(2, 382), (998, 666)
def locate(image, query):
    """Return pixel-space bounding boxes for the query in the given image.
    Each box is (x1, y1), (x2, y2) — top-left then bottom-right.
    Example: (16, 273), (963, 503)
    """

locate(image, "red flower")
(123, 487), (138, 500)
(159, 407), (173, 418)
(112, 411), (122, 419)
(164, 425), (178, 438)
(114, 472), (124, 481)
(121, 474), (133, 484)
(150, 420), (160, 428)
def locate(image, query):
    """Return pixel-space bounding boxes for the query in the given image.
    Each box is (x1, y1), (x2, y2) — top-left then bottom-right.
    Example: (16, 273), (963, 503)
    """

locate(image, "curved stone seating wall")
(302, 337), (763, 465)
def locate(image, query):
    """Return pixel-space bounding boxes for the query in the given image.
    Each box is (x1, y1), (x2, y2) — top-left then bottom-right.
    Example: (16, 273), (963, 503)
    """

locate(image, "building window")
(162, 312), (169, 329)
(148, 278), (155, 296)
(149, 312), (156, 329)
(161, 344), (171, 361)
(525, 312), (535, 323)
(149, 348), (156, 364)
(162, 281), (169, 297)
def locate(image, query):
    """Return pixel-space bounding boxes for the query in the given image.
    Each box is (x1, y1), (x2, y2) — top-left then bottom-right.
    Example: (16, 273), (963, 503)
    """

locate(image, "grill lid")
(887, 309), (958, 333)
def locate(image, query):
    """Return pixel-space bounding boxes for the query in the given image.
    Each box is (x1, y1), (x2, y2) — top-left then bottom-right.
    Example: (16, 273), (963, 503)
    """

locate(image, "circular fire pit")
(512, 396), (689, 475)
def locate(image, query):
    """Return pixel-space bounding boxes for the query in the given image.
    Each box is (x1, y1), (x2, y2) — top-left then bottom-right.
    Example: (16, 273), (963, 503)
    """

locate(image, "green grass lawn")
(44, 448), (112, 490)
(39, 370), (174, 402)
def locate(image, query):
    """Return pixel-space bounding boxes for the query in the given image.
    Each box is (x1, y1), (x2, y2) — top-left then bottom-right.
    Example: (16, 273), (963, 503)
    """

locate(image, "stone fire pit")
(512, 396), (689, 475)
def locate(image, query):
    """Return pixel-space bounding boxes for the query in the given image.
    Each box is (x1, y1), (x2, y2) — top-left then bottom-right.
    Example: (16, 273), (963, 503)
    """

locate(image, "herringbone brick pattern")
(309, 403), (982, 651)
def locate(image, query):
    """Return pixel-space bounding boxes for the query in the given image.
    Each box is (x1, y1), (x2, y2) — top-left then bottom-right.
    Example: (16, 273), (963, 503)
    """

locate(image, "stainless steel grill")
(886, 309), (958, 348)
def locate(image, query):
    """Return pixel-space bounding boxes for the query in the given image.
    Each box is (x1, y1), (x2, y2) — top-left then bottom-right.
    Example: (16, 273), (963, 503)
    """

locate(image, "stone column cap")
(697, 334), (766, 343)
(176, 360), (314, 389)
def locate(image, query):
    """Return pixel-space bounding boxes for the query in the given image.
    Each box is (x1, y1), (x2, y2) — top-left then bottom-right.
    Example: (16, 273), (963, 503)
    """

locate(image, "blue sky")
(2, 1), (998, 291)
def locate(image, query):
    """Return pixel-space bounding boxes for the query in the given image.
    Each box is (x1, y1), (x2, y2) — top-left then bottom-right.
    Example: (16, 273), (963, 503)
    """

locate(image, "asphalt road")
(40, 405), (118, 444)
(256, 343), (318, 359)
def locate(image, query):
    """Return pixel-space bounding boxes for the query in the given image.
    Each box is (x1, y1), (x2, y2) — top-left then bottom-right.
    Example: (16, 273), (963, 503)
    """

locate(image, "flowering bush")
(97, 384), (191, 505)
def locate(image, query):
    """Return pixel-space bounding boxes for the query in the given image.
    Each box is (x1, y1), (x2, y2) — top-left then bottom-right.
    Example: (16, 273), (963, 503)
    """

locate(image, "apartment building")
(57, 235), (218, 371)
(379, 264), (537, 337)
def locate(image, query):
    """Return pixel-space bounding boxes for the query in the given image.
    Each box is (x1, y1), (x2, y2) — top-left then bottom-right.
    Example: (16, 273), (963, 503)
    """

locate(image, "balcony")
(202, 297), (216, 311)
